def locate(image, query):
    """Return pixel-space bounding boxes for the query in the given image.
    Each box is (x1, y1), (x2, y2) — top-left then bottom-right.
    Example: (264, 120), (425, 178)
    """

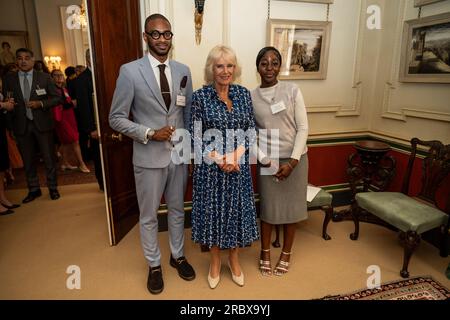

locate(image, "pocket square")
(180, 76), (188, 89)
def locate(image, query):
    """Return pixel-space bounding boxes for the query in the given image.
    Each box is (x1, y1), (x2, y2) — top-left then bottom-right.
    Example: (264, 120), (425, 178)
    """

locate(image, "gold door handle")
(111, 133), (123, 142)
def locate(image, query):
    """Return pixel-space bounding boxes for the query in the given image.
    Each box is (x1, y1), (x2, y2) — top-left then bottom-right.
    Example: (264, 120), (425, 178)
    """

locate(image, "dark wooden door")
(87, 0), (142, 245)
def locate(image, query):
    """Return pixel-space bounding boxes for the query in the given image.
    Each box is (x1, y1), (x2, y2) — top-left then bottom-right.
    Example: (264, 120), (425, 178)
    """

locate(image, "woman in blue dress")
(190, 45), (259, 289)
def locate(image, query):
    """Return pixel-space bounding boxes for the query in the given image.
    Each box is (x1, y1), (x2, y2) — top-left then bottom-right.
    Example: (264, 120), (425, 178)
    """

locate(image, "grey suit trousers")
(134, 162), (188, 267)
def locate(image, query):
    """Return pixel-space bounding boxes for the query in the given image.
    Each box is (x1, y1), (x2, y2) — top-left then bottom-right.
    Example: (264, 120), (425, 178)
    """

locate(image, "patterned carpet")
(319, 276), (450, 300)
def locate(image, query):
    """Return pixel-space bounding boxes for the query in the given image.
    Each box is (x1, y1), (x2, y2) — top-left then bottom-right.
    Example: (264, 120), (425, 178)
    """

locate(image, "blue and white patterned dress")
(190, 84), (259, 249)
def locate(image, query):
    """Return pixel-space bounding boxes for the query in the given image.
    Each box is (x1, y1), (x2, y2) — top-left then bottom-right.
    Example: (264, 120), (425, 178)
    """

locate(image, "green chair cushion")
(308, 189), (332, 208)
(355, 192), (448, 234)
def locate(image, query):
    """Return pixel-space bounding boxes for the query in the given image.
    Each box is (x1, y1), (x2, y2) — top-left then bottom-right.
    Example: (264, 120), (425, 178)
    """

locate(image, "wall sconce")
(44, 56), (62, 70)
(194, 0), (205, 45)
(66, 2), (87, 30)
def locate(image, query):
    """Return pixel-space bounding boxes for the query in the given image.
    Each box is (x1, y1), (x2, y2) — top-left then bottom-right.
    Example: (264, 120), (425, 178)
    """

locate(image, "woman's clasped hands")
(209, 150), (241, 173)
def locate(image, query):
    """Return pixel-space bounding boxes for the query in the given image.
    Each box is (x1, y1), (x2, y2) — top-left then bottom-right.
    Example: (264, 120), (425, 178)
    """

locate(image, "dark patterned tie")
(158, 64), (171, 110)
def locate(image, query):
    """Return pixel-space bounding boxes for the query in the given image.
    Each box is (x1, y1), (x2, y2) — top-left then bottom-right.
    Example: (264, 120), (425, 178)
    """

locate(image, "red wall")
(182, 143), (450, 211)
(308, 144), (449, 211)
(308, 144), (355, 187)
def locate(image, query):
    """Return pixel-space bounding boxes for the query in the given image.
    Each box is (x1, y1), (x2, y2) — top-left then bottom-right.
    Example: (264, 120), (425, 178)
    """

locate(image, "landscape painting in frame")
(414, 0), (445, 7)
(273, 0), (334, 3)
(399, 12), (450, 83)
(267, 19), (332, 80)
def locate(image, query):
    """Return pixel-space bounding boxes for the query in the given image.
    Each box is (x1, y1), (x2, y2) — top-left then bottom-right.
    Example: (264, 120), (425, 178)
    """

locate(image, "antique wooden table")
(333, 140), (396, 233)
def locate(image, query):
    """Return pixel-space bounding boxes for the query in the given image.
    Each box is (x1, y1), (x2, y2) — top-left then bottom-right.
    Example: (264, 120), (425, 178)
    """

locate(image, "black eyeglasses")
(145, 30), (173, 40)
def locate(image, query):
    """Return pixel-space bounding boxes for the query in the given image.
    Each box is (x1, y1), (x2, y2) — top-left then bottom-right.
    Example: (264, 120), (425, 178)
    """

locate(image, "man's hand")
(0, 100), (15, 111)
(151, 126), (175, 142)
(26, 100), (42, 109)
(90, 130), (99, 140)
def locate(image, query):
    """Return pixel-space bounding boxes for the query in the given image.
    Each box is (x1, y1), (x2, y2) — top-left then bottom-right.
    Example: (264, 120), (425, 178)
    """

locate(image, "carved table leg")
(350, 203), (360, 240)
(322, 205), (333, 240)
(272, 225), (281, 248)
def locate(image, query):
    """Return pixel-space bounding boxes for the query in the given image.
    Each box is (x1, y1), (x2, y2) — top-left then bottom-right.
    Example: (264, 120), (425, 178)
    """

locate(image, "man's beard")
(148, 43), (171, 57)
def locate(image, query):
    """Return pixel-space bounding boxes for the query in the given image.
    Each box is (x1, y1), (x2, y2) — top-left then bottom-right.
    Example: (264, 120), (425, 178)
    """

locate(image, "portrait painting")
(0, 31), (29, 66)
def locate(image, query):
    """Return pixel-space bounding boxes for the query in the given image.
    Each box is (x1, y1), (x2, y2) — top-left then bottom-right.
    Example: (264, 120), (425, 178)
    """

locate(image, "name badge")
(270, 101), (286, 114)
(36, 88), (47, 96)
(176, 95), (186, 107)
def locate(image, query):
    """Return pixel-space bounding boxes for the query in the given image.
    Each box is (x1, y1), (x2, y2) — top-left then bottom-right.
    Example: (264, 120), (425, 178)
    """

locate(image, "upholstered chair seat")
(356, 192), (448, 234)
(308, 189), (333, 209)
(352, 138), (450, 278)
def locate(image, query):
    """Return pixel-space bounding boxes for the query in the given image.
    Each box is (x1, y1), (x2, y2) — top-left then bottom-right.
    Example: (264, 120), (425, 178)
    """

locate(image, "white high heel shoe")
(207, 263), (221, 289)
(228, 260), (244, 287)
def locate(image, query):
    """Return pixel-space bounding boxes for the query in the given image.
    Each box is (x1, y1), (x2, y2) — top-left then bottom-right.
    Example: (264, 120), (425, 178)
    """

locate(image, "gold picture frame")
(273, 0), (334, 3)
(399, 12), (450, 83)
(0, 31), (29, 65)
(414, 0), (445, 7)
(267, 19), (332, 80)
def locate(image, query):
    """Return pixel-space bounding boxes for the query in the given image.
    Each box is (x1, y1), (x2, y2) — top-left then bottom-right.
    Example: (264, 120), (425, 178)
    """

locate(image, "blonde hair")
(204, 45), (241, 85)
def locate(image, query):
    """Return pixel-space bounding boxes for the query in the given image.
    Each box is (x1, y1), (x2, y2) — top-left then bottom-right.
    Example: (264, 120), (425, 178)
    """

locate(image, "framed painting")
(267, 19), (332, 80)
(273, 0), (334, 3)
(414, 0), (445, 7)
(399, 12), (450, 83)
(0, 31), (29, 66)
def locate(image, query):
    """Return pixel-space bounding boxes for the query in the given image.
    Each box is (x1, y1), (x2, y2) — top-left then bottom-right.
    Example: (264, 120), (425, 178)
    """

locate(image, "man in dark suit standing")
(3, 48), (60, 202)
(72, 49), (103, 190)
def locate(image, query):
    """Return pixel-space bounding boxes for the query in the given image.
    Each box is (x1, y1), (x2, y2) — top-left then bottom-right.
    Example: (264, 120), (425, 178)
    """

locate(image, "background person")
(0, 93), (18, 215)
(72, 50), (103, 190)
(2, 48), (61, 202)
(51, 69), (90, 173)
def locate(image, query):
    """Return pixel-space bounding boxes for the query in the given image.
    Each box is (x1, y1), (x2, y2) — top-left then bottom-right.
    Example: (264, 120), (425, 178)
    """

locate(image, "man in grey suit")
(109, 14), (195, 295)
(3, 48), (60, 202)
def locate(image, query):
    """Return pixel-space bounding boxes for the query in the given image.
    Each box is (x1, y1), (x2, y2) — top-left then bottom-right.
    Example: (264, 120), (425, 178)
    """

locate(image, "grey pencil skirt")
(257, 153), (308, 225)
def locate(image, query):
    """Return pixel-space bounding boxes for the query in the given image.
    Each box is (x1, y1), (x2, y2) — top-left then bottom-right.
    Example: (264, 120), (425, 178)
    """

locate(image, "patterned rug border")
(318, 275), (450, 300)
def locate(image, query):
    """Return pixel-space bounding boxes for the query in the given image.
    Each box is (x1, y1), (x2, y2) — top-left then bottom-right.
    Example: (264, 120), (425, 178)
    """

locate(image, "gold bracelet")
(287, 162), (294, 170)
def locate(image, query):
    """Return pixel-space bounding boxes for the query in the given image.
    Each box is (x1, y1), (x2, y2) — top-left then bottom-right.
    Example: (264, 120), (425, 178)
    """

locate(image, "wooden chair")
(352, 138), (450, 278)
(273, 188), (334, 247)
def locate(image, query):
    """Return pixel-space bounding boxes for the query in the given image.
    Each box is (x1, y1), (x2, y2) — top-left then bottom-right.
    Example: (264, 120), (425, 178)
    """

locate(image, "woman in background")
(34, 60), (50, 74)
(0, 77), (22, 186)
(51, 69), (90, 173)
(0, 92), (19, 215)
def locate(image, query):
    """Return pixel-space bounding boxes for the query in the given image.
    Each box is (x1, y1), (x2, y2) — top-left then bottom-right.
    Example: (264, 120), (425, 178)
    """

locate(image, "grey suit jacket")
(109, 56), (193, 168)
(3, 70), (59, 135)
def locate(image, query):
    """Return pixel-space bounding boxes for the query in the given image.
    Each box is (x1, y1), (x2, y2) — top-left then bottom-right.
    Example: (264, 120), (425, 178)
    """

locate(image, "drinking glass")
(167, 118), (177, 150)
(6, 91), (13, 101)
